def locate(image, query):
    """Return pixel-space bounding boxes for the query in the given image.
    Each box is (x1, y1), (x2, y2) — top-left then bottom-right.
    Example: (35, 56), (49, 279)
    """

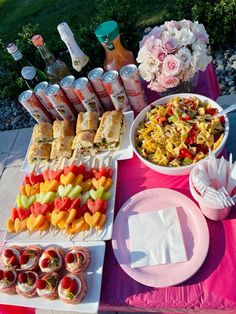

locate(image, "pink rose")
(148, 80), (166, 93)
(154, 47), (167, 62)
(159, 75), (180, 89)
(163, 54), (181, 76)
(162, 37), (178, 53)
(148, 26), (163, 39)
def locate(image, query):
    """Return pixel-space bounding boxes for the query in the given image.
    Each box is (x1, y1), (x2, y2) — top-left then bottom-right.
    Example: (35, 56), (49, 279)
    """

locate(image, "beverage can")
(18, 90), (52, 123)
(46, 84), (76, 121)
(120, 64), (147, 112)
(34, 81), (60, 119)
(88, 67), (114, 110)
(102, 70), (131, 112)
(73, 77), (103, 116)
(60, 75), (86, 113)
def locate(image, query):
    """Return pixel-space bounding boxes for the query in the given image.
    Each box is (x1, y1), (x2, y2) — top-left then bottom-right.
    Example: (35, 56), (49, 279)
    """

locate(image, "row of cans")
(18, 64), (147, 123)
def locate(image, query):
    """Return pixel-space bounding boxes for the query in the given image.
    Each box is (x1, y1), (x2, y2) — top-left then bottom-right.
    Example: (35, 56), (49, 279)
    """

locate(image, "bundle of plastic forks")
(192, 152), (236, 208)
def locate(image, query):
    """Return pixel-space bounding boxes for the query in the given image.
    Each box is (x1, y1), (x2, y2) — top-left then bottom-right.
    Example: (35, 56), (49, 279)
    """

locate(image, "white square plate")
(5, 160), (117, 242)
(20, 111), (134, 173)
(0, 241), (105, 313)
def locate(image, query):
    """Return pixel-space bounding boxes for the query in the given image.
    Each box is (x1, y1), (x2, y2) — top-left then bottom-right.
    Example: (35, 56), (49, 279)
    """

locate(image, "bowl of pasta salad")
(130, 93), (229, 176)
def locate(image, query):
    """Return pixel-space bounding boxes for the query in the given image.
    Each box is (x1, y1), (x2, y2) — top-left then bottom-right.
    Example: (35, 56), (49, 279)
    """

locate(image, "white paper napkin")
(128, 207), (187, 268)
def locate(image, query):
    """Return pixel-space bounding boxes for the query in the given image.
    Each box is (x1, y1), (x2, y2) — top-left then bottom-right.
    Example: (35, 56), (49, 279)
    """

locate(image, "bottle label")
(12, 50), (23, 61)
(104, 40), (115, 51)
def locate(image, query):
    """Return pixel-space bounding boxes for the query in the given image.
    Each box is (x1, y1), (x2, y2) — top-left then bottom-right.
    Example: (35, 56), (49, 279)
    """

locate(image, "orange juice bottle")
(95, 20), (136, 71)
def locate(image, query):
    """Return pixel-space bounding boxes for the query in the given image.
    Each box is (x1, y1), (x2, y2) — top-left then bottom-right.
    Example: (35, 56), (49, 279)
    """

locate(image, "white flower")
(136, 46), (151, 63)
(192, 22), (209, 43)
(138, 63), (156, 82)
(192, 40), (207, 54)
(176, 47), (192, 68)
(191, 51), (212, 72)
(176, 28), (195, 46)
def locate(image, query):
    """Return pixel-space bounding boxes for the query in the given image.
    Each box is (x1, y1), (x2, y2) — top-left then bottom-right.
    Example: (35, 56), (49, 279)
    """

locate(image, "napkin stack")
(128, 207), (187, 268)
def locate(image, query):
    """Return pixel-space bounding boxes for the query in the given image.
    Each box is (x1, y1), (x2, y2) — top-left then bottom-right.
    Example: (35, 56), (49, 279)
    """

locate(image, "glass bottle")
(31, 34), (70, 83)
(57, 22), (90, 75)
(21, 66), (45, 90)
(6, 42), (48, 81)
(95, 20), (136, 71)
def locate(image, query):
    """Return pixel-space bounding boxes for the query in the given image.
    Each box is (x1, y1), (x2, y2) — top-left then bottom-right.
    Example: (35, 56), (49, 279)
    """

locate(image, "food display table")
(1, 64), (236, 313)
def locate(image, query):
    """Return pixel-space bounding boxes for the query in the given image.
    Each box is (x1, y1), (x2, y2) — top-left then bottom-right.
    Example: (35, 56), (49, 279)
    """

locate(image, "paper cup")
(189, 167), (232, 221)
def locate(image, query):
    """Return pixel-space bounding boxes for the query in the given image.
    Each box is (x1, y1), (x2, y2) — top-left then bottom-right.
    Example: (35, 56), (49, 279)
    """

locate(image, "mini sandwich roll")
(28, 142), (51, 164)
(53, 119), (75, 139)
(32, 122), (53, 143)
(72, 131), (95, 151)
(76, 112), (99, 134)
(50, 137), (73, 160)
(94, 110), (124, 151)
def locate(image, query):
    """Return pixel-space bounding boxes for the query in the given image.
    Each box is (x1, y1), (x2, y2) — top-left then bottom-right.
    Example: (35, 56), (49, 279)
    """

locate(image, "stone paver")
(0, 166), (22, 230)
(6, 127), (32, 167)
(0, 129), (18, 154)
(0, 152), (8, 178)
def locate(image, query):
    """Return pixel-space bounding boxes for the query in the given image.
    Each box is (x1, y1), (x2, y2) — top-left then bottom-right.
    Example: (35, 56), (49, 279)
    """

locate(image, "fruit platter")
(5, 155), (117, 242)
(0, 241), (105, 313)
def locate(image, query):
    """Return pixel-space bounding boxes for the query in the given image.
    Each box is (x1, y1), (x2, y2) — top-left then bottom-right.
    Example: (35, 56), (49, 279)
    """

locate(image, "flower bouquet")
(137, 20), (212, 93)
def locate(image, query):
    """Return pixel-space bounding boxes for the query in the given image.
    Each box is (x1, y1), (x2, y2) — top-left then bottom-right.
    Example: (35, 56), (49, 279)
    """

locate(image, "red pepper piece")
(179, 148), (193, 159)
(205, 108), (217, 116)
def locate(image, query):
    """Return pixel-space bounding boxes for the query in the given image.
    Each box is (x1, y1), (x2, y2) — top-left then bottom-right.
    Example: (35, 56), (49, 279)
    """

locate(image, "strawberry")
(61, 276), (72, 289)
(69, 279), (78, 294)
(4, 249), (13, 258)
(47, 250), (58, 259)
(19, 254), (29, 265)
(36, 279), (46, 290)
(0, 270), (4, 280)
(10, 208), (19, 222)
(17, 207), (31, 221)
(41, 258), (49, 268)
(9, 255), (17, 266)
(27, 272), (36, 283)
(4, 270), (15, 282)
(18, 272), (27, 283)
(65, 252), (74, 264)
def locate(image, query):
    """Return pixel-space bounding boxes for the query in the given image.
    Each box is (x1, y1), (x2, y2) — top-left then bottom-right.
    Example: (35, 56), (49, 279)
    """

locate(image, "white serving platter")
(4, 160), (117, 242)
(0, 241), (105, 313)
(20, 110), (134, 173)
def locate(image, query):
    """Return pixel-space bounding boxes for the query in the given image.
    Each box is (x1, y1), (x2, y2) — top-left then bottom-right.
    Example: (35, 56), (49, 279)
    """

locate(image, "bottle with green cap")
(95, 20), (135, 71)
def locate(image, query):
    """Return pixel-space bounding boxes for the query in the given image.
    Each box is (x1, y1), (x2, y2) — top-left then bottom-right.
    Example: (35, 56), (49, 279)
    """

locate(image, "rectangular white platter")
(0, 241), (105, 313)
(4, 159), (117, 242)
(20, 110), (134, 173)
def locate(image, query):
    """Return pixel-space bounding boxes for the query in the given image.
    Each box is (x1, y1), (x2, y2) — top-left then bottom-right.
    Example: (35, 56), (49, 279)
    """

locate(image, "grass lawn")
(0, 0), (192, 60)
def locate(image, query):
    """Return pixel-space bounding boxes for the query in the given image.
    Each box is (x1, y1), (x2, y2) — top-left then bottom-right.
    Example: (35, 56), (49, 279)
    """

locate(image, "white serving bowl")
(130, 93), (229, 176)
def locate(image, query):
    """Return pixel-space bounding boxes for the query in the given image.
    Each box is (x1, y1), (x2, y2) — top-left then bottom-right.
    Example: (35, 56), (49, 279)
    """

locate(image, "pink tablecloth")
(1, 64), (228, 313)
(99, 65), (236, 312)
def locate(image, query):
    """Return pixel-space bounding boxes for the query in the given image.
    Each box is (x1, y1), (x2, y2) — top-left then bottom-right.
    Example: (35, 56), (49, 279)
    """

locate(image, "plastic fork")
(216, 103), (236, 117)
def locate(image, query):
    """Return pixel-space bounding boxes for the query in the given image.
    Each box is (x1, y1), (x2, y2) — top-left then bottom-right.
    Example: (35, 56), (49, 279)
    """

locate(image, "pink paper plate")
(112, 188), (209, 287)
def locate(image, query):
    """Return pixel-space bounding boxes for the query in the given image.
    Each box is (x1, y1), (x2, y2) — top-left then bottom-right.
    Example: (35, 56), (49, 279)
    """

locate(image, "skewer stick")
(50, 159), (56, 170)
(69, 148), (78, 165)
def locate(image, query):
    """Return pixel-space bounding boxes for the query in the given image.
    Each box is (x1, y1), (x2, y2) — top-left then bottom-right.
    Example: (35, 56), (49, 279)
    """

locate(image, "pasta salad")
(135, 96), (225, 167)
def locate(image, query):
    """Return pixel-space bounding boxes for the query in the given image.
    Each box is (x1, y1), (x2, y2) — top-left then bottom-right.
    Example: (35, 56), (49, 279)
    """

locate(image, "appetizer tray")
(0, 241), (105, 313)
(4, 158), (117, 242)
(112, 188), (210, 287)
(21, 110), (134, 173)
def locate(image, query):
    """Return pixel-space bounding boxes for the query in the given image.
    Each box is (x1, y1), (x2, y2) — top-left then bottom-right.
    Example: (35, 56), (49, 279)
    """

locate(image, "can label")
(103, 75), (131, 112)
(18, 91), (52, 123)
(47, 88), (76, 121)
(74, 80), (103, 116)
(61, 87), (86, 113)
(35, 93), (60, 119)
(120, 65), (147, 112)
(89, 78), (113, 111)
